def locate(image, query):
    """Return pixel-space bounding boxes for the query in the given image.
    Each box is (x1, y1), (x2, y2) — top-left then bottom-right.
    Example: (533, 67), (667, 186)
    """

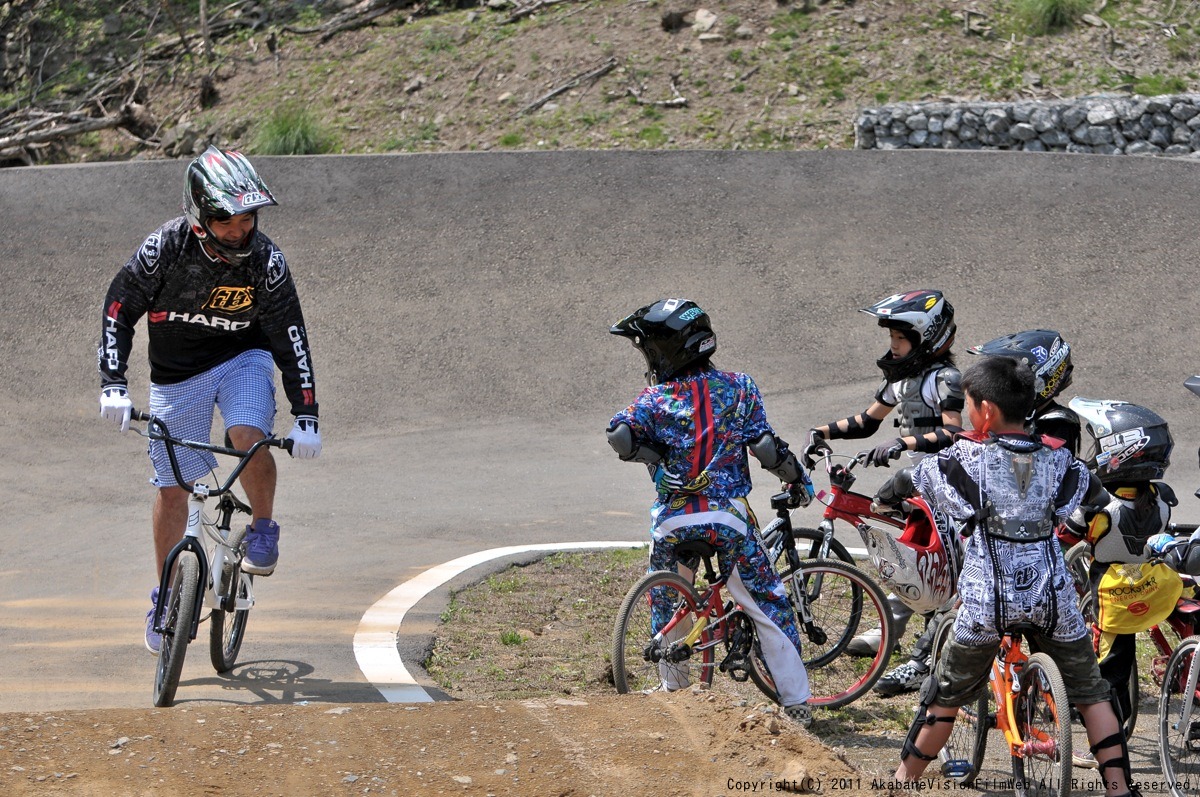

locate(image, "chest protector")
(1089, 484), (1175, 565)
(889, 363), (963, 437)
(970, 435), (1057, 543)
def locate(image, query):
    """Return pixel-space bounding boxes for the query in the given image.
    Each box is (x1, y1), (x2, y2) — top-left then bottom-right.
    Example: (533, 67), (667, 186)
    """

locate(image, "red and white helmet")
(862, 498), (961, 614)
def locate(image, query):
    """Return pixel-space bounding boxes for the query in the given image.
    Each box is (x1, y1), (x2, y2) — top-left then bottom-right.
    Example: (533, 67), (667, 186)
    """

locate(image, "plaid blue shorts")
(147, 349), (276, 488)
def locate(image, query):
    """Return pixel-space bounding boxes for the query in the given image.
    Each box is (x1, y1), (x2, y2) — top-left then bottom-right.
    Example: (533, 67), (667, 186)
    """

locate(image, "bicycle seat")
(673, 539), (718, 562)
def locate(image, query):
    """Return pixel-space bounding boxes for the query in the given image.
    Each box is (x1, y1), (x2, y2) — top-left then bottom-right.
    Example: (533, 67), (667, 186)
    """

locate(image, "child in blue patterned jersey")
(607, 298), (817, 728)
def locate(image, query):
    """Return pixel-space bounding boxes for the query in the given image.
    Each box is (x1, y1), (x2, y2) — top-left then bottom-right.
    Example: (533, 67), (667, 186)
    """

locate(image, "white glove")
(99, 386), (133, 432)
(288, 416), (321, 460)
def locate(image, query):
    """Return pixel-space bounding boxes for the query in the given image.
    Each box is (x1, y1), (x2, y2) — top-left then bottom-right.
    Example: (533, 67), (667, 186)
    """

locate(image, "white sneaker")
(1072, 749), (1098, 769)
(846, 625), (904, 657)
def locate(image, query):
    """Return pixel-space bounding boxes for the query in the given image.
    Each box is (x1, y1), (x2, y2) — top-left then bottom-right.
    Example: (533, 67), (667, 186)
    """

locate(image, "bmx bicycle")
(133, 409), (291, 706)
(612, 489), (893, 710)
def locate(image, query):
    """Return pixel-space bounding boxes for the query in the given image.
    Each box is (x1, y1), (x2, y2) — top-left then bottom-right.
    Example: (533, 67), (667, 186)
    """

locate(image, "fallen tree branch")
(514, 56), (617, 117)
(504, 0), (572, 24)
(0, 107), (133, 151)
(624, 73), (688, 108)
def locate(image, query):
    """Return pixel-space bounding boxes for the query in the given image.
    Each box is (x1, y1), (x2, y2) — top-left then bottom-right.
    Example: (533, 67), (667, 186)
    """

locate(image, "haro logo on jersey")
(162, 311), (251, 331)
(204, 285), (255, 313)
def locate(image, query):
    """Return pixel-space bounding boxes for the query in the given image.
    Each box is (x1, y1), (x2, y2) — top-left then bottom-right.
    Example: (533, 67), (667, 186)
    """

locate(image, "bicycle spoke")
(1012, 653), (1071, 797)
(612, 571), (712, 694)
(1159, 636), (1200, 797)
(780, 558), (893, 709)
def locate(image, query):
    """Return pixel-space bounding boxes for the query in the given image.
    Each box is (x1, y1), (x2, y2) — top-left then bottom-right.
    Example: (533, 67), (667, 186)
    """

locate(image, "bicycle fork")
(152, 493), (212, 643)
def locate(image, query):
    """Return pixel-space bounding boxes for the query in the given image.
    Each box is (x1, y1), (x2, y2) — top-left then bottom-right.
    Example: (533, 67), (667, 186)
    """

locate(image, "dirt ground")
(0, 551), (899, 796)
(0, 694), (886, 797)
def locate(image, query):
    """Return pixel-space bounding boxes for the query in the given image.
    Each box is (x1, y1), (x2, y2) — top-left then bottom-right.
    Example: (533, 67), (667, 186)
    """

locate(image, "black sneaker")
(873, 661), (928, 697)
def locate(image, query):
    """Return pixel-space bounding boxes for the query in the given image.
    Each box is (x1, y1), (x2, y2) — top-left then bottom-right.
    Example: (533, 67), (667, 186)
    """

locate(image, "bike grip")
(131, 409), (152, 422)
(280, 438), (295, 454)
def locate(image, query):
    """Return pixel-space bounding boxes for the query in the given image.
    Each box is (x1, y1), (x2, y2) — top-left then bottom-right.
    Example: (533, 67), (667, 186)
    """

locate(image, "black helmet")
(1068, 397), (1173, 484)
(969, 330), (1073, 406)
(860, 290), (956, 382)
(610, 298), (716, 384)
(183, 145), (277, 263)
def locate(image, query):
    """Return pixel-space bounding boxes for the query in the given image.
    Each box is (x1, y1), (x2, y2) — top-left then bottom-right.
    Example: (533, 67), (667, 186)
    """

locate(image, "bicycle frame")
(138, 412), (286, 644)
(1169, 639), (1200, 745)
(987, 633), (1056, 759)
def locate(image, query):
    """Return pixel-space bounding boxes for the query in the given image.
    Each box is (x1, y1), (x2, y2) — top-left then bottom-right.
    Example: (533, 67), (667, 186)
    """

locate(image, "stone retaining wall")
(855, 94), (1200, 156)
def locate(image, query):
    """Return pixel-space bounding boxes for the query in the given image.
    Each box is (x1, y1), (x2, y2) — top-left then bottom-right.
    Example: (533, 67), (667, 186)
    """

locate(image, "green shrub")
(252, 107), (336, 155)
(1012, 0), (1092, 36)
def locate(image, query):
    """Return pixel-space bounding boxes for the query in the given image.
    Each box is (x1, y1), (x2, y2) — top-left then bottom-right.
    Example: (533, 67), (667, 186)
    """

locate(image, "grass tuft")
(252, 106), (337, 155)
(1012, 0), (1092, 36)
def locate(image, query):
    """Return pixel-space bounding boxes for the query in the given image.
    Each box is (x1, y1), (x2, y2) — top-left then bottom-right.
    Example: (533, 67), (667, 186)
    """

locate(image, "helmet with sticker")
(969, 330), (1073, 407)
(860, 289), (956, 382)
(1068, 398), (1173, 484)
(609, 298), (716, 385)
(183, 145), (277, 264)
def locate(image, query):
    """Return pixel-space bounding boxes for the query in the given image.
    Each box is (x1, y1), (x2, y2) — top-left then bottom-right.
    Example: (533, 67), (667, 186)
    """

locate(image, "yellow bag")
(1095, 561), (1183, 634)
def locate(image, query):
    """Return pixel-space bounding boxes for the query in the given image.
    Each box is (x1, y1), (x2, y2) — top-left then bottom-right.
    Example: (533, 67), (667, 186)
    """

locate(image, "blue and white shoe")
(145, 586), (161, 656)
(242, 519), (280, 576)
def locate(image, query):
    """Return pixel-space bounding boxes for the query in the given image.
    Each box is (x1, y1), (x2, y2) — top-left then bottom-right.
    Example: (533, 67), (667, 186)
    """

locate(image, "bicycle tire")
(1012, 652), (1071, 797)
(612, 570), (713, 694)
(209, 526), (251, 673)
(1158, 635), (1200, 797)
(778, 558), (893, 709)
(791, 527), (854, 564)
(1124, 657), (1139, 739)
(152, 553), (200, 707)
(931, 609), (989, 786)
(1064, 541), (1096, 625)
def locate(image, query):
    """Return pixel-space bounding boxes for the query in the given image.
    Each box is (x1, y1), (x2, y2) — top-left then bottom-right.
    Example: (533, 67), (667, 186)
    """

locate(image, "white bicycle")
(133, 410), (291, 706)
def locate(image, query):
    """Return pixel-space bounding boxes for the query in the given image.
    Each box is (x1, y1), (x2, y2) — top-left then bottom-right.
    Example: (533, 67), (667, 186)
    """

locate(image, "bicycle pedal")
(728, 668), (750, 683)
(940, 759), (971, 779)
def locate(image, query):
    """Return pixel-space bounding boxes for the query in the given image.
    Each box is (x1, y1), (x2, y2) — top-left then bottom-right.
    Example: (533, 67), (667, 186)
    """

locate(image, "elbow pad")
(749, 432), (804, 483)
(606, 422), (663, 465)
(913, 425), (962, 453)
(826, 413), (882, 441)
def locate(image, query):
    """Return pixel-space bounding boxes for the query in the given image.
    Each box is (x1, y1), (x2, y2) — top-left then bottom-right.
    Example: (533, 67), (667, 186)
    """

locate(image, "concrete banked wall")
(855, 93), (1200, 156)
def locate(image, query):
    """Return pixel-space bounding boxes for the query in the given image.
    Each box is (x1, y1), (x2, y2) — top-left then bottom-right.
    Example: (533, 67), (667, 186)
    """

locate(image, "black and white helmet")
(610, 298), (716, 385)
(183, 145), (277, 263)
(969, 330), (1073, 407)
(1068, 398), (1173, 484)
(860, 289), (956, 382)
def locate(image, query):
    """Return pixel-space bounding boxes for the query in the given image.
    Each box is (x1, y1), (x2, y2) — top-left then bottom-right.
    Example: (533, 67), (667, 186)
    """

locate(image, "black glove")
(801, 428), (832, 470)
(864, 438), (905, 467)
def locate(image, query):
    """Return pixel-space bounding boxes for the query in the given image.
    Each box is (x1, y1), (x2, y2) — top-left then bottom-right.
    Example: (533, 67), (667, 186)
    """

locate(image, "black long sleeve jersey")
(98, 217), (318, 419)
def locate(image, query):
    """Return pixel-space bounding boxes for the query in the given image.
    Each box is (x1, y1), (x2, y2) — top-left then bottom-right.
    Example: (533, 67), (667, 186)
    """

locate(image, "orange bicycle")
(930, 609), (1072, 797)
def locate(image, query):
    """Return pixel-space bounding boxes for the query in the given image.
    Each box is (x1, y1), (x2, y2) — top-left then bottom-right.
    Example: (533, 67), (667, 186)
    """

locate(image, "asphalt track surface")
(3, 150), (1200, 721)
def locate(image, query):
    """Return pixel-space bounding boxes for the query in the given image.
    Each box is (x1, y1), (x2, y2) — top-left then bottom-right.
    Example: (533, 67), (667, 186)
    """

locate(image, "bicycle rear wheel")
(152, 552), (200, 707)
(612, 571), (713, 694)
(1158, 635), (1200, 797)
(1012, 652), (1071, 797)
(931, 610), (989, 786)
(779, 558), (892, 709)
(209, 526), (251, 672)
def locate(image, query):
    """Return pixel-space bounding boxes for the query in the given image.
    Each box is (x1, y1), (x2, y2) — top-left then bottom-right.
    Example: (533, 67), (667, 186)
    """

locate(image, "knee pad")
(900, 672), (954, 764)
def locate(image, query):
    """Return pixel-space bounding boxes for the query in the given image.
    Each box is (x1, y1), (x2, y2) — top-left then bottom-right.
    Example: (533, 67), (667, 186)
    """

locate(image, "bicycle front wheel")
(153, 552), (200, 707)
(612, 571), (713, 694)
(210, 526), (252, 672)
(780, 558), (893, 709)
(1158, 635), (1200, 797)
(1012, 652), (1071, 797)
(931, 610), (989, 786)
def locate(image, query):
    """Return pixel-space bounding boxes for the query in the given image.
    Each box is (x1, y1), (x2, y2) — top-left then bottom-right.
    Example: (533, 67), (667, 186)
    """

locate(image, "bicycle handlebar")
(131, 409), (293, 496)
